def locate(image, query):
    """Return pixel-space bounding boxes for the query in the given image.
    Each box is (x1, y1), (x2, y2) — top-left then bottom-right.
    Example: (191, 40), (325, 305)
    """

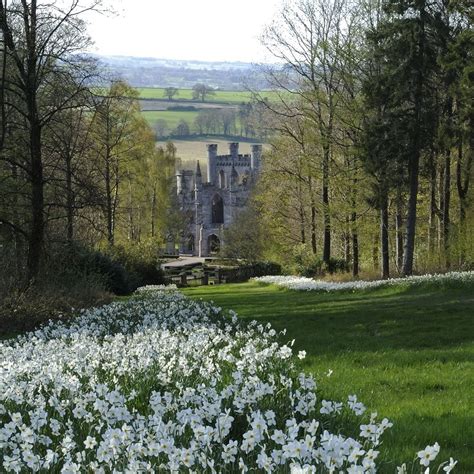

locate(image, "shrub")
(106, 243), (166, 292)
(0, 246), (112, 335)
(292, 245), (349, 277)
(324, 257), (350, 274)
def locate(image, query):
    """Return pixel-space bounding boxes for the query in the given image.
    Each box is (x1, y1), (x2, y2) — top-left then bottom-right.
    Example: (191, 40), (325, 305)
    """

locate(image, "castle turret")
(251, 144), (262, 171)
(229, 142), (239, 160)
(195, 160), (202, 188)
(176, 170), (184, 194)
(207, 144), (218, 184)
(194, 161), (202, 203)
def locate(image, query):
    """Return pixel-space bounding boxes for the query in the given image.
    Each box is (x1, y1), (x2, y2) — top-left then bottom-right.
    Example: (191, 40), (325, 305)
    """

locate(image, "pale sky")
(85, 0), (282, 63)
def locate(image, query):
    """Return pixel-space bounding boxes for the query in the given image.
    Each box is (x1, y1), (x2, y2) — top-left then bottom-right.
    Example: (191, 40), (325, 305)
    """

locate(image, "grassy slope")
(183, 282), (474, 472)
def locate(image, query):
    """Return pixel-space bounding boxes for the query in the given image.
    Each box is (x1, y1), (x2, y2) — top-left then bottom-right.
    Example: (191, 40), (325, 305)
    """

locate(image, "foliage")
(191, 83), (216, 102)
(223, 261), (282, 283)
(163, 86), (179, 100)
(0, 248), (111, 335)
(222, 204), (265, 262)
(172, 119), (190, 136)
(253, 0), (473, 278)
(106, 243), (166, 291)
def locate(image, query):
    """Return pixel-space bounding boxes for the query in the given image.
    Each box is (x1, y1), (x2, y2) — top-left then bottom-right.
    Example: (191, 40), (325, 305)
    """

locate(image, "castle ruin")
(176, 142), (262, 256)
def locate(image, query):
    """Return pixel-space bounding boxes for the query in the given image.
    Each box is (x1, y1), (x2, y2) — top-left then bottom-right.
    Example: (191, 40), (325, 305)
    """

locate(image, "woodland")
(233, 0), (474, 280)
(0, 0), (473, 326)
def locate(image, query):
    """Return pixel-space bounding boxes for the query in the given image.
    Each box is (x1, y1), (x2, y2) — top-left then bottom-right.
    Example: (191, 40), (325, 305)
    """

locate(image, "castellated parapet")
(176, 142), (262, 256)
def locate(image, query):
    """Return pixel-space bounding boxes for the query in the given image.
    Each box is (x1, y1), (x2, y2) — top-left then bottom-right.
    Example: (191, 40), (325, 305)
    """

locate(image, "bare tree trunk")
(344, 225), (351, 265)
(11, 164), (24, 276)
(442, 150), (451, 268)
(322, 146), (330, 263)
(372, 233), (378, 271)
(381, 196), (390, 279)
(308, 176), (317, 254)
(151, 186), (157, 238)
(402, 1), (426, 276)
(351, 175), (359, 277)
(297, 179), (306, 244)
(105, 153), (114, 245)
(396, 191), (404, 272)
(456, 128), (473, 265)
(352, 213), (359, 277)
(26, 117), (44, 281)
(65, 153), (74, 242)
(428, 154), (437, 255)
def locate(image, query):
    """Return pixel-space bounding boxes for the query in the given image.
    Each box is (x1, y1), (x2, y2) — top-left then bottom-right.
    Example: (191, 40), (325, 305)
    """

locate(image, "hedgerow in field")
(0, 289), (454, 472)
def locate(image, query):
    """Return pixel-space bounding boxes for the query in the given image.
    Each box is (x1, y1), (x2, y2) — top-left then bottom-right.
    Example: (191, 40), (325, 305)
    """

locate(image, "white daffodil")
(418, 442), (441, 466)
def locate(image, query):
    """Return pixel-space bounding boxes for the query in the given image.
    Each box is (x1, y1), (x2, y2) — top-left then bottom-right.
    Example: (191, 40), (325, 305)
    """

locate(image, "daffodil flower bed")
(0, 289), (454, 472)
(254, 271), (474, 293)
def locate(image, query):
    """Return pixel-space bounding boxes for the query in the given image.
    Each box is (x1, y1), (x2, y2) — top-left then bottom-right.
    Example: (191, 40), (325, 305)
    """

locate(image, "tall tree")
(90, 81), (149, 246)
(260, 0), (358, 264)
(192, 83), (215, 102)
(0, 0), (101, 281)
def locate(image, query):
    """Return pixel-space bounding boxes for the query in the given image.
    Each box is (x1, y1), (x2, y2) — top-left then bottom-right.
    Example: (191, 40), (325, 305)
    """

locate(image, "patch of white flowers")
(135, 284), (178, 292)
(254, 271), (474, 292)
(0, 289), (455, 472)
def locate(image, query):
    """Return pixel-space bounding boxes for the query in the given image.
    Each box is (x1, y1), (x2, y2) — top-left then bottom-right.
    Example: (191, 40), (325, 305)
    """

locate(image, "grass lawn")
(182, 281), (474, 472)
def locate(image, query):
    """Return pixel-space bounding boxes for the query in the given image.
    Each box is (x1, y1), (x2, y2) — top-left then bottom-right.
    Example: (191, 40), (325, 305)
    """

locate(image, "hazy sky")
(86, 0), (282, 63)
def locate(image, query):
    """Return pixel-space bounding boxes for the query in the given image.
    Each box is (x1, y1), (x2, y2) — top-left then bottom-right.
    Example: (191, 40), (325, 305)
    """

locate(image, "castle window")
(219, 170), (225, 189)
(211, 194), (224, 224)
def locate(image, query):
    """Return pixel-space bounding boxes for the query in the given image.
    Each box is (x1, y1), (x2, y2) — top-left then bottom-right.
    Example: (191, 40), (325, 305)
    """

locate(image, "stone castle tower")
(176, 142), (262, 256)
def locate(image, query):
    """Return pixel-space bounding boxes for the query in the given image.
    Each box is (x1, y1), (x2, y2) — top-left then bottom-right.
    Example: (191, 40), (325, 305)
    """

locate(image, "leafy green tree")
(173, 119), (190, 136)
(0, 0), (101, 281)
(89, 81), (150, 245)
(163, 87), (179, 100)
(223, 204), (265, 262)
(192, 83), (215, 102)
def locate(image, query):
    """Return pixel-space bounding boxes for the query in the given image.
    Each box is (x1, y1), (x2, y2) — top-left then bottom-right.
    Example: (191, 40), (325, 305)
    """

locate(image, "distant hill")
(92, 55), (271, 90)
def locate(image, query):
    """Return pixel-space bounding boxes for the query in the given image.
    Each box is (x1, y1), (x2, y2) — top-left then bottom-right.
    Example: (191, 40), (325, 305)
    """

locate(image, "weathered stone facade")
(176, 142), (261, 256)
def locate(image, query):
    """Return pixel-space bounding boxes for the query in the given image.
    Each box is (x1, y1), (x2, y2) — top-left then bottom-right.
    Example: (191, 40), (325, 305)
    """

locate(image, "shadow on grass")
(184, 281), (474, 471)
(184, 282), (474, 355)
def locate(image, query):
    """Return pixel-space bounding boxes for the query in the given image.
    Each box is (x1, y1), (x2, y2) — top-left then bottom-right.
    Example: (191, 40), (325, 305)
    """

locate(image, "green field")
(137, 87), (254, 103)
(156, 137), (263, 165)
(142, 110), (200, 129)
(183, 281), (474, 471)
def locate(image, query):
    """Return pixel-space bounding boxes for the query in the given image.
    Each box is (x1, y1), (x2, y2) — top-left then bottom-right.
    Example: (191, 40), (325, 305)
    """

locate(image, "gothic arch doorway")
(208, 234), (221, 254)
(211, 194), (224, 224)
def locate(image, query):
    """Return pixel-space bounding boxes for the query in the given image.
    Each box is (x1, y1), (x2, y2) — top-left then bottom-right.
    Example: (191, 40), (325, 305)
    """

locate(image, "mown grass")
(183, 281), (474, 472)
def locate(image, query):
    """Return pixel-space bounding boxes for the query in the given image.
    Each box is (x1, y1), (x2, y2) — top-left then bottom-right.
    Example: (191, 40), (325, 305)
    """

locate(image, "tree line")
(237, 0), (472, 277)
(155, 102), (271, 139)
(0, 1), (180, 302)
